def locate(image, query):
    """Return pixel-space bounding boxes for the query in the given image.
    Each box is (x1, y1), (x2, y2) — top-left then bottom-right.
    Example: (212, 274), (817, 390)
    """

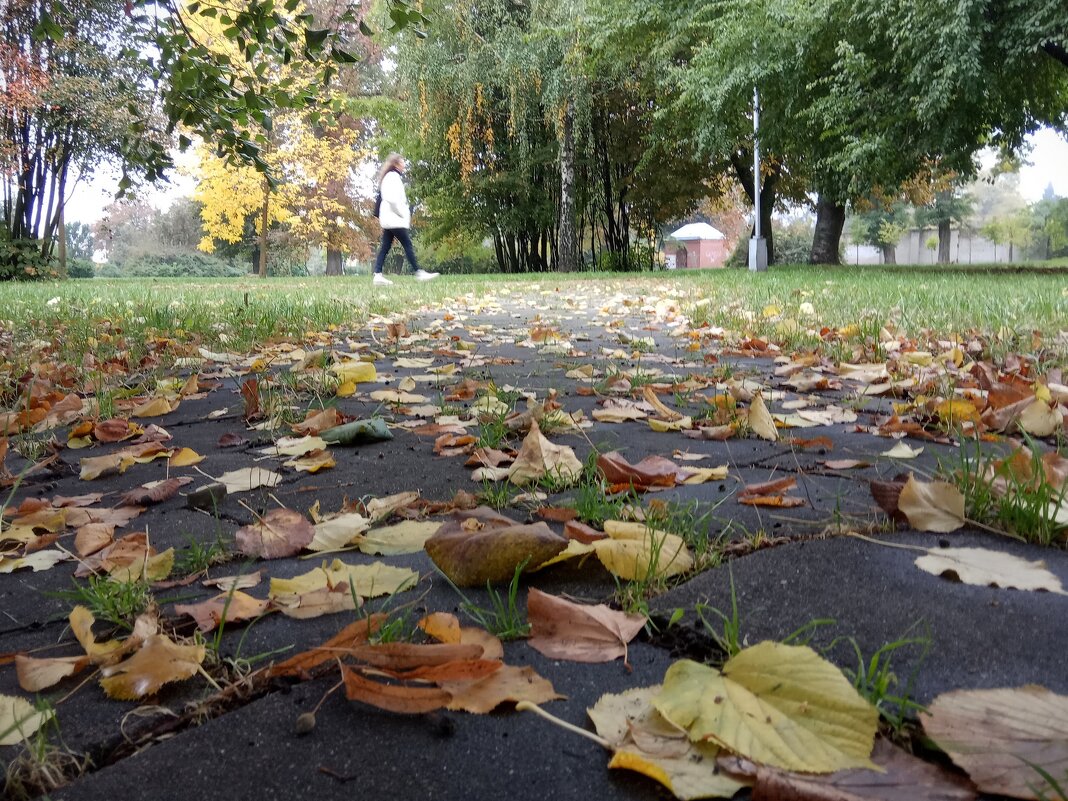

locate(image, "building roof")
(669, 222), (726, 241)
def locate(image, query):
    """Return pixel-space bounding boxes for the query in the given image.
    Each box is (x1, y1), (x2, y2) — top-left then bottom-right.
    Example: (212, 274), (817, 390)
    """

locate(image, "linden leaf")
(307, 511), (371, 552)
(527, 589), (646, 664)
(653, 644), (879, 773)
(80, 452), (135, 480)
(1018, 399), (1063, 437)
(174, 591), (271, 632)
(424, 507), (568, 587)
(897, 474), (965, 532)
(216, 467), (282, 494)
(283, 448), (336, 473)
(130, 396), (176, 418)
(441, 664), (562, 713)
(914, 547), (1067, 594)
(507, 419), (583, 486)
(268, 558), (418, 599)
(588, 686), (750, 800)
(355, 520), (441, 555)
(235, 508), (316, 559)
(0, 694), (54, 745)
(99, 635), (206, 700)
(168, 447), (204, 467)
(748, 393), (778, 441)
(923, 686), (1068, 799)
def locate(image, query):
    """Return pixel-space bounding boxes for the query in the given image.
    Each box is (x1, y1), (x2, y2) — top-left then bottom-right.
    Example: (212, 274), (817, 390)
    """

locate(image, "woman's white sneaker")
(414, 269), (440, 281)
(373, 273), (393, 286)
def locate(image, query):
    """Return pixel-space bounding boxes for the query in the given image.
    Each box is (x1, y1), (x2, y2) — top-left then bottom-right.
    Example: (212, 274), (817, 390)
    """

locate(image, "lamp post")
(748, 85), (768, 271)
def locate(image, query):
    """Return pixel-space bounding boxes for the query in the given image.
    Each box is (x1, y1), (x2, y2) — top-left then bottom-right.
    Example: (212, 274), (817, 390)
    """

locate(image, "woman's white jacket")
(379, 171), (411, 230)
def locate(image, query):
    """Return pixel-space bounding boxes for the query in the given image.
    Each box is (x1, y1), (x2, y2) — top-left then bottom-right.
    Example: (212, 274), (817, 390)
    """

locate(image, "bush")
(594, 244), (655, 272)
(67, 258), (96, 278)
(104, 250), (245, 278)
(0, 233), (60, 280)
(415, 237), (498, 274)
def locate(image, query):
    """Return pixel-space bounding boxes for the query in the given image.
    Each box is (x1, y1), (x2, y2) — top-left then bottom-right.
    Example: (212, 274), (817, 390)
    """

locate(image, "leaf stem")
(515, 701), (611, 749)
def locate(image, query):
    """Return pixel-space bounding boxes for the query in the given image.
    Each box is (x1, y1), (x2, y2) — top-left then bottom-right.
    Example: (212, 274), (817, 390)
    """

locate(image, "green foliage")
(98, 251), (244, 278)
(64, 222), (95, 260)
(0, 234), (59, 281)
(53, 576), (153, 631)
(446, 558), (532, 641)
(839, 631), (930, 732)
(67, 258), (96, 278)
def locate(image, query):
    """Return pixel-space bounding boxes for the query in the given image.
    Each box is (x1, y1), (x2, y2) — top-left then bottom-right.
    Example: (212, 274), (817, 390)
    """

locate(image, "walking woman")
(372, 153), (439, 285)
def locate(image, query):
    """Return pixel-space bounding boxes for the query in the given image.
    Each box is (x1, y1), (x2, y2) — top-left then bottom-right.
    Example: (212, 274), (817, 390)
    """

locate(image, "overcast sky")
(64, 127), (1068, 227)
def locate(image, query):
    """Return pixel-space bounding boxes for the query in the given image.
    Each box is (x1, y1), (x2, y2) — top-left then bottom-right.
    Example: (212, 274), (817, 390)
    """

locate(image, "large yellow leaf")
(897, 474), (965, 532)
(653, 644), (879, 773)
(0, 694), (53, 745)
(441, 664), (562, 713)
(355, 520), (441, 556)
(330, 360), (376, 384)
(80, 453), (135, 480)
(216, 467), (282, 494)
(69, 605), (126, 663)
(541, 520), (692, 580)
(588, 686), (749, 800)
(130, 396), (176, 418)
(99, 635), (206, 700)
(307, 511), (371, 552)
(1018, 399), (1063, 437)
(748, 393), (778, 441)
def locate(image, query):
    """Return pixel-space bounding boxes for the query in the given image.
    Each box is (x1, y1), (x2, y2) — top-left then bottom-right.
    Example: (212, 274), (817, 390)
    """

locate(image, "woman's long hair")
(377, 153), (404, 185)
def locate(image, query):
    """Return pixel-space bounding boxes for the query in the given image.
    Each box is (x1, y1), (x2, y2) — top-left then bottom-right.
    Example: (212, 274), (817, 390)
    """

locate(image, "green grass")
(441, 559), (532, 641)
(52, 575), (153, 631)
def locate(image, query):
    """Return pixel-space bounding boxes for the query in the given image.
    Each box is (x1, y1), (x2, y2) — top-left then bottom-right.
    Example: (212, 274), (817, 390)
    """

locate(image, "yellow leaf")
(130, 397), (175, 418)
(0, 694), (54, 745)
(677, 465), (729, 485)
(1018, 399), (1062, 437)
(355, 520), (441, 556)
(649, 417), (693, 432)
(748, 393), (778, 441)
(336, 379), (357, 397)
(108, 547), (174, 583)
(307, 511), (371, 552)
(541, 521), (692, 580)
(897, 474), (965, 532)
(369, 390), (429, 404)
(269, 558), (418, 599)
(169, 447), (204, 467)
(284, 448), (336, 473)
(330, 361), (377, 384)
(99, 635), (206, 700)
(80, 453), (135, 480)
(935, 399), (981, 426)
(881, 442), (923, 459)
(69, 605), (125, 663)
(762, 304), (781, 318)
(67, 435), (93, 449)
(654, 644), (879, 773)
(590, 687), (749, 800)
(508, 419), (583, 486)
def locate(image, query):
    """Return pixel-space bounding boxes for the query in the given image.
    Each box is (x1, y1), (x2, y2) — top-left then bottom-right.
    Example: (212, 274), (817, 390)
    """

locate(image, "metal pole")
(753, 86), (761, 241)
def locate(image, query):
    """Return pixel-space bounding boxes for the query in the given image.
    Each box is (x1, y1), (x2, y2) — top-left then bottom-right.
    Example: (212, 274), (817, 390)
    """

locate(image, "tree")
(1001, 210), (1035, 262)
(65, 221), (94, 260)
(981, 220), (1006, 262)
(851, 200), (909, 264)
(914, 184), (974, 264)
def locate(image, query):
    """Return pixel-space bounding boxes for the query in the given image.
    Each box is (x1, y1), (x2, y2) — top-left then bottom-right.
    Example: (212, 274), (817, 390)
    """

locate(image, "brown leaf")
(738, 495), (806, 508)
(563, 519), (608, 543)
(118, 477), (193, 507)
(173, 591), (271, 632)
(597, 451), (678, 490)
(74, 523), (114, 557)
(217, 432), (248, 448)
(16, 654), (91, 692)
(52, 493), (104, 507)
(465, 447), (515, 468)
(269, 615), (386, 677)
(93, 419), (136, 443)
(419, 612), (462, 644)
(344, 642), (485, 671)
(723, 737), (976, 801)
(535, 506), (579, 523)
(99, 634), (206, 700)
(342, 665), (451, 714)
(897, 474), (965, 533)
(821, 460), (872, 470)
(442, 664), (562, 713)
(387, 659), (503, 683)
(923, 686), (1068, 799)
(870, 477), (909, 524)
(291, 407), (342, 436)
(423, 507), (568, 587)
(527, 588), (646, 664)
(235, 508), (316, 559)
(241, 378), (260, 421)
(507, 419), (583, 486)
(740, 476), (798, 497)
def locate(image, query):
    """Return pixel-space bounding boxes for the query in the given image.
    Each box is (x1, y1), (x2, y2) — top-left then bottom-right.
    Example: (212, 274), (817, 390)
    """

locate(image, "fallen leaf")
(283, 448), (336, 473)
(269, 559), (418, 599)
(93, 419), (138, 443)
(235, 508), (316, 559)
(1018, 399), (1063, 437)
(442, 664), (562, 713)
(923, 685), (1068, 799)
(881, 442), (924, 459)
(541, 521), (693, 580)
(0, 694), (54, 745)
(174, 591), (271, 632)
(261, 436), (328, 457)
(897, 475), (966, 533)
(822, 459), (872, 470)
(508, 420), (583, 486)
(738, 495), (806, 508)
(424, 507), (568, 587)
(597, 451), (678, 491)
(168, 447), (204, 467)
(99, 634), (206, 700)
(74, 523), (114, 557)
(342, 664), (451, 714)
(307, 511), (371, 552)
(79, 452), (135, 480)
(15, 654), (90, 692)
(291, 407), (342, 436)
(653, 644), (879, 773)
(130, 396), (175, 418)
(527, 589), (646, 664)
(218, 432), (248, 448)
(586, 686), (749, 800)
(216, 467), (282, 494)
(119, 477), (193, 507)
(748, 393), (779, 441)
(915, 547), (1067, 594)
(355, 520), (441, 556)
(740, 476), (797, 497)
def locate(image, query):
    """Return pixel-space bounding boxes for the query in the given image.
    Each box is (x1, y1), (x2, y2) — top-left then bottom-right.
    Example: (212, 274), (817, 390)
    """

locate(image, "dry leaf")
(342, 665), (451, 714)
(119, 477), (193, 507)
(16, 654), (90, 692)
(442, 664), (562, 713)
(355, 520), (441, 556)
(897, 475), (965, 532)
(508, 420), (583, 486)
(653, 644), (879, 773)
(99, 634), (206, 700)
(130, 396), (175, 418)
(283, 448), (336, 473)
(923, 686), (1068, 799)
(748, 393), (779, 441)
(881, 442), (923, 459)
(527, 588), (646, 664)
(424, 507), (568, 587)
(307, 511), (371, 552)
(597, 451), (679, 491)
(174, 591), (271, 632)
(586, 686), (750, 800)
(915, 547), (1067, 594)
(168, 447), (204, 467)
(80, 452), (135, 480)
(291, 407), (342, 436)
(216, 467), (282, 494)
(269, 559), (418, 599)
(0, 694), (54, 745)
(235, 508), (315, 559)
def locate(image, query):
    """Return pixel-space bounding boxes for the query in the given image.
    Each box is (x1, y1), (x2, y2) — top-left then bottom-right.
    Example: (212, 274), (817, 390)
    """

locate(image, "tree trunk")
(1008, 241), (1013, 262)
(258, 176), (269, 278)
(56, 202), (67, 276)
(881, 244), (897, 264)
(557, 105), (578, 272)
(809, 195), (845, 264)
(937, 220), (951, 263)
(325, 248), (344, 275)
